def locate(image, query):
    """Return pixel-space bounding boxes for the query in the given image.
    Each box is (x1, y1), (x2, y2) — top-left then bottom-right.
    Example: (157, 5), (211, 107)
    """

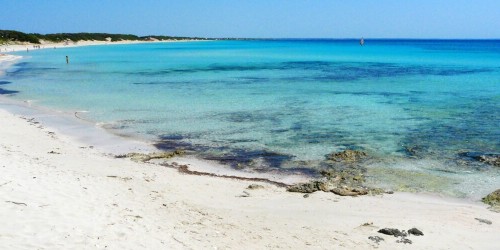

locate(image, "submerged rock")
(326, 150), (367, 163)
(402, 145), (428, 158)
(408, 228), (424, 236)
(477, 155), (500, 167)
(482, 189), (500, 208)
(320, 168), (365, 186)
(458, 152), (500, 167)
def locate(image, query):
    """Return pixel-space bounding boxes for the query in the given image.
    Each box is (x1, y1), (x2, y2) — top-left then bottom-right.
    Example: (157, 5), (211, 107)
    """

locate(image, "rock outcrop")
(458, 152), (500, 167)
(326, 150), (367, 163)
(378, 228), (407, 237)
(408, 228), (424, 236)
(330, 187), (368, 196)
(368, 236), (384, 244)
(482, 189), (500, 210)
(476, 155), (500, 167)
(475, 218), (492, 225)
(286, 181), (324, 193)
(247, 184), (265, 190)
(378, 227), (422, 244)
(287, 150), (391, 196)
(287, 162), (388, 197)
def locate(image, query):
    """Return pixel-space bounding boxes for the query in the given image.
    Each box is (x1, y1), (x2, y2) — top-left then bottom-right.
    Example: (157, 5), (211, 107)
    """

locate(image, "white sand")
(0, 40), (139, 53)
(0, 39), (205, 54)
(1, 47), (499, 250)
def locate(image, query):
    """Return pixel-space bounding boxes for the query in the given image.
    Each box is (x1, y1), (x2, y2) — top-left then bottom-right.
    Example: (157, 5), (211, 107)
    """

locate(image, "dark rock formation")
(378, 227), (418, 244)
(482, 189), (500, 207)
(475, 218), (492, 225)
(287, 164), (389, 196)
(408, 228), (424, 236)
(326, 150), (367, 163)
(378, 228), (407, 237)
(368, 188), (388, 195)
(458, 152), (500, 167)
(368, 236), (384, 244)
(247, 184), (265, 190)
(331, 187), (368, 196)
(116, 150), (185, 162)
(477, 155), (500, 167)
(401, 145), (430, 158)
(286, 181), (323, 193)
(287, 168), (361, 194)
(237, 191), (251, 198)
(396, 238), (412, 244)
(320, 168), (365, 186)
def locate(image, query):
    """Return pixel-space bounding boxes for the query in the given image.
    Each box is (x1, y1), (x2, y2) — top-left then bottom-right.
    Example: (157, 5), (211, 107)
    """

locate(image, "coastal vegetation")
(0, 30), (40, 44)
(0, 29), (209, 44)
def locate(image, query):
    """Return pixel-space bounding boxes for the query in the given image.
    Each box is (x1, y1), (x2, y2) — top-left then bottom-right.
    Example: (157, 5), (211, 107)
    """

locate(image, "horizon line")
(2, 29), (499, 40)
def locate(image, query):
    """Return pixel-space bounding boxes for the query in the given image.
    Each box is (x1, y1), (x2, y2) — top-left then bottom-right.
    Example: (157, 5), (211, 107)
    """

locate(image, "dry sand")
(0, 39), (204, 54)
(1, 47), (499, 250)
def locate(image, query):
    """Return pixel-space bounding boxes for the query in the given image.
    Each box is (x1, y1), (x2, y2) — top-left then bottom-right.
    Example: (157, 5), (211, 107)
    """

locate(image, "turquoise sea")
(2, 40), (499, 198)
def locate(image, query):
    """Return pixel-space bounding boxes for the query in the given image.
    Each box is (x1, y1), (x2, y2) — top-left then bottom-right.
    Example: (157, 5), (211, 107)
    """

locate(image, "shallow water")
(2, 40), (499, 198)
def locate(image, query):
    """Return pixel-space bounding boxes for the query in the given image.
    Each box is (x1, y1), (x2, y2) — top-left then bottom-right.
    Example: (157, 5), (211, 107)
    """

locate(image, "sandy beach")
(0, 39), (204, 55)
(0, 40), (136, 53)
(1, 44), (500, 250)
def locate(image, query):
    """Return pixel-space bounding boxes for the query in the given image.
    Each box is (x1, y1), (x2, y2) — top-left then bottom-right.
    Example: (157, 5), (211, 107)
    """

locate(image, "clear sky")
(1, 0), (499, 38)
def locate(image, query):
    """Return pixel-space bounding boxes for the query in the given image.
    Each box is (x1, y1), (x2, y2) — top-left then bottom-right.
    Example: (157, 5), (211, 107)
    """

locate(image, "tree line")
(0, 30), (210, 44)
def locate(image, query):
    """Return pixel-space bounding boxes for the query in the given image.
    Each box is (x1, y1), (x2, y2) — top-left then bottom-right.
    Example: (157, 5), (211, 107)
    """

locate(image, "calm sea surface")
(2, 40), (500, 198)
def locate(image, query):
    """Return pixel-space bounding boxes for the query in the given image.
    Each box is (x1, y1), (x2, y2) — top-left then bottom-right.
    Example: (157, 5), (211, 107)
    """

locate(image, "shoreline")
(0, 94), (312, 185)
(0, 46), (313, 185)
(0, 54), (22, 77)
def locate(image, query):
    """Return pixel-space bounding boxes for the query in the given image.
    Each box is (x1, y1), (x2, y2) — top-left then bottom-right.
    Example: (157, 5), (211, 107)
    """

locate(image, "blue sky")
(1, 0), (499, 38)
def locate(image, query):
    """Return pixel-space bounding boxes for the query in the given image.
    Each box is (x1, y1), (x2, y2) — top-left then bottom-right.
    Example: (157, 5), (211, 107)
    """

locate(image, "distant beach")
(0, 39), (206, 54)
